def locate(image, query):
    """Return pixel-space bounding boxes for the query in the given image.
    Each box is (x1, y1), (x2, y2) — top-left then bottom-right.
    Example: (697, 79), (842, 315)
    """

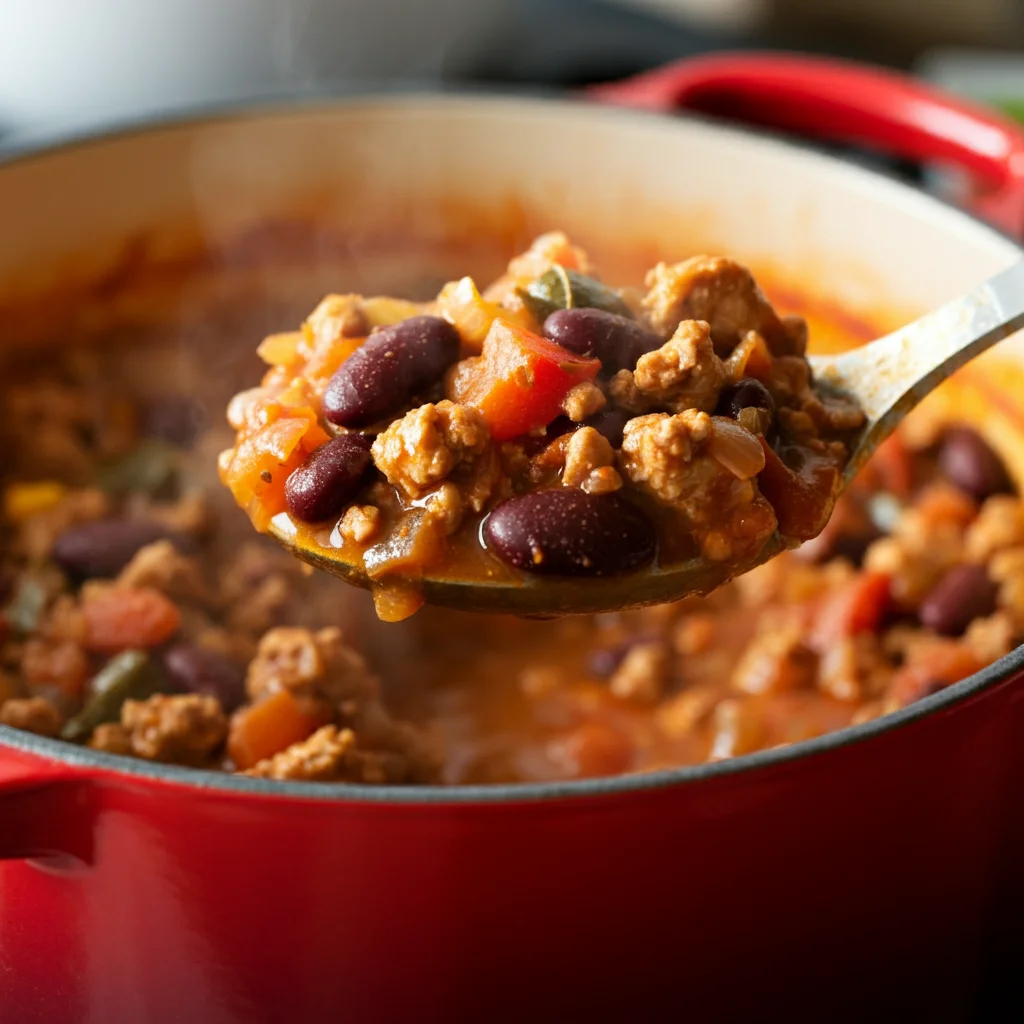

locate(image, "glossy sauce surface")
(12, 230), (1014, 786)
(227, 239), (865, 618)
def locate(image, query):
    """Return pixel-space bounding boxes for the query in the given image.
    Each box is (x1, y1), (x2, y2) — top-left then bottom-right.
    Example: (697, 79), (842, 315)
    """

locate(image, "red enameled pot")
(2, 55), (1024, 1023)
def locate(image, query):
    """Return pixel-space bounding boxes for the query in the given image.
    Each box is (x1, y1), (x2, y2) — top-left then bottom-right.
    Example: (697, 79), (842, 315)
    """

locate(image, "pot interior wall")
(1, 96), (1020, 345)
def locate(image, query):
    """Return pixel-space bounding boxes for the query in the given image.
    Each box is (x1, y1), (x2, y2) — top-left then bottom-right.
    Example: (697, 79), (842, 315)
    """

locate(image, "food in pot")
(221, 234), (865, 616)
(2, 242), (1021, 784)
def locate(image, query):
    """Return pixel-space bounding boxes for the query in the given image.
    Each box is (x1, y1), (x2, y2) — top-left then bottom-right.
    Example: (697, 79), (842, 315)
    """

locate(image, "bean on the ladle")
(322, 315), (460, 427)
(540, 409), (629, 450)
(585, 408), (630, 449)
(716, 377), (775, 420)
(542, 308), (662, 375)
(284, 434), (374, 524)
(483, 489), (656, 576)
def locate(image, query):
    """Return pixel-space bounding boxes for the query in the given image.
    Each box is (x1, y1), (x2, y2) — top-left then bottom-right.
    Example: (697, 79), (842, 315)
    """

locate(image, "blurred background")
(3, 0), (1024, 138)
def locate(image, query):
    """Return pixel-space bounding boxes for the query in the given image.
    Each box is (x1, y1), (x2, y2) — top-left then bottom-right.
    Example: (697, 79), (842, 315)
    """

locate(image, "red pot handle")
(0, 748), (95, 861)
(589, 52), (1024, 238)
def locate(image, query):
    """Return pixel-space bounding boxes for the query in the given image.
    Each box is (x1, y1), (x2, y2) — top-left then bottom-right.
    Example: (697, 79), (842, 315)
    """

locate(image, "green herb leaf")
(517, 265), (633, 323)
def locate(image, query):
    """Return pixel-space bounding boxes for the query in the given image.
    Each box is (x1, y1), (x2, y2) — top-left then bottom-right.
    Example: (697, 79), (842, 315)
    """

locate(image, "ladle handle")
(589, 52), (1024, 237)
(811, 259), (1024, 479)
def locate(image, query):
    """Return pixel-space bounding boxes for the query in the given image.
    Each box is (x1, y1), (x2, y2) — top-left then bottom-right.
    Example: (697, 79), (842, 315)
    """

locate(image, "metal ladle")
(270, 260), (1024, 617)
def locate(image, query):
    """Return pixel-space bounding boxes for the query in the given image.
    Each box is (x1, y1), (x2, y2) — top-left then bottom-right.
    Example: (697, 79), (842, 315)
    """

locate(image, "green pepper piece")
(61, 649), (162, 743)
(96, 439), (179, 498)
(517, 265), (634, 323)
(3, 578), (48, 634)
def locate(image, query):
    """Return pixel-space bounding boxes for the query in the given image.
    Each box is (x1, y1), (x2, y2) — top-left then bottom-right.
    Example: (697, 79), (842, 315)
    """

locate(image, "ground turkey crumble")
(621, 319), (727, 414)
(620, 411), (776, 562)
(371, 401), (492, 501)
(117, 693), (228, 766)
(245, 724), (420, 783)
(0, 696), (62, 736)
(222, 235), (862, 612)
(4, 234), (1024, 787)
(562, 428), (622, 495)
(642, 255), (799, 356)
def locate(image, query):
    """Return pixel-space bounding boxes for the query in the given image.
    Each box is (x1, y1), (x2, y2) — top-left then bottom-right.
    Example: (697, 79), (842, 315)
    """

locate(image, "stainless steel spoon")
(271, 260), (1024, 617)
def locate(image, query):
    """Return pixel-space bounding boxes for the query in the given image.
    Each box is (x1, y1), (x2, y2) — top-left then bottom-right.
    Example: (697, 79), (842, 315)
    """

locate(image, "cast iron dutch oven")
(2, 55), (1023, 1023)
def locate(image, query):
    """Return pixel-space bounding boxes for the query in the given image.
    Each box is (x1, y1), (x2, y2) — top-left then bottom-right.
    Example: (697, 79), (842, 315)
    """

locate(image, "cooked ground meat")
(306, 294), (369, 347)
(619, 410), (716, 501)
(221, 237), (858, 614)
(562, 427), (622, 495)
(246, 626), (377, 707)
(243, 724), (418, 783)
(0, 696), (62, 736)
(630, 320), (727, 413)
(20, 637), (89, 696)
(89, 722), (134, 755)
(561, 381), (607, 422)
(371, 401), (492, 500)
(245, 724), (362, 781)
(619, 411), (775, 562)
(338, 504), (382, 544)
(2, 234), (1022, 787)
(121, 693), (228, 766)
(642, 255), (798, 356)
(116, 540), (211, 605)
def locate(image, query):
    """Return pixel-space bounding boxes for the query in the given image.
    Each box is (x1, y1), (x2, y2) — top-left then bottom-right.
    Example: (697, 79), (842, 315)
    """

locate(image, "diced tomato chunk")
(82, 587), (181, 653)
(221, 415), (330, 531)
(809, 571), (891, 651)
(452, 318), (600, 441)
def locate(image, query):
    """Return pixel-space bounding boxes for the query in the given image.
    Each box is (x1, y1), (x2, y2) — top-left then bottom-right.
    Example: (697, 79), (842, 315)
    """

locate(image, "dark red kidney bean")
(163, 645), (246, 712)
(938, 426), (1012, 501)
(322, 315), (460, 427)
(52, 519), (184, 581)
(585, 408), (630, 449)
(284, 434), (374, 523)
(484, 489), (656, 576)
(543, 416), (577, 441)
(716, 378), (775, 421)
(542, 308), (662, 375)
(918, 563), (998, 637)
(523, 409), (629, 455)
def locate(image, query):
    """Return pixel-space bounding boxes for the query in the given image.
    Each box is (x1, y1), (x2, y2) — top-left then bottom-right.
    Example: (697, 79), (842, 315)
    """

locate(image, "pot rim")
(2, 88), (1022, 805)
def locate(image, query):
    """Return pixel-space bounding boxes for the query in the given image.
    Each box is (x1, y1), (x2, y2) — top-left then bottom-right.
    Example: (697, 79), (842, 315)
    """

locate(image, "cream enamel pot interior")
(1, 56), (1024, 1023)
